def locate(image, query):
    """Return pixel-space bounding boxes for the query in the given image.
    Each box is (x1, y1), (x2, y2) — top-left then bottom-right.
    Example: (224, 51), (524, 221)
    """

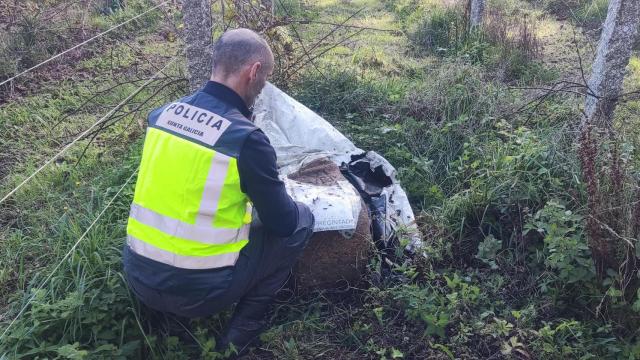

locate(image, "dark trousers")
(125, 202), (314, 318)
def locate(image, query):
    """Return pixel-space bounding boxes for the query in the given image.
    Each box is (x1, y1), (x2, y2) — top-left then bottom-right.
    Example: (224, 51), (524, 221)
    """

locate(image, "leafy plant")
(525, 200), (595, 289)
(476, 235), (502, 269)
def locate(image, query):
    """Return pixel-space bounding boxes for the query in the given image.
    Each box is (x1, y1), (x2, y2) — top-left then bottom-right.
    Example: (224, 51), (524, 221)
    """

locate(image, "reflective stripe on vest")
(127, 235), (241, 269)
(126, 113), (252, 269)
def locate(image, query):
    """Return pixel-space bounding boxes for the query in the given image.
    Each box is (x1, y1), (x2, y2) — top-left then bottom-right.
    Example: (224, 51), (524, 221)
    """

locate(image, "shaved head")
(211, 28), (274, 79)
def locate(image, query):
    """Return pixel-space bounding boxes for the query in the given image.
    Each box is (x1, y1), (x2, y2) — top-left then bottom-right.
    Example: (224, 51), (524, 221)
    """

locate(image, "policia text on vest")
(159, 102), (231, 145)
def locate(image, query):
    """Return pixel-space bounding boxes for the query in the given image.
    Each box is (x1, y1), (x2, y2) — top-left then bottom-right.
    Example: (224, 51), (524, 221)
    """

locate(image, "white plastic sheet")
(253, 83), (423, 253)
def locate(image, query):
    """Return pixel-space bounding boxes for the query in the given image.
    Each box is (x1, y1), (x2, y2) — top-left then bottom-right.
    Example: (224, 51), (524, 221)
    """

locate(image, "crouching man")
(122, 28), (314, 354)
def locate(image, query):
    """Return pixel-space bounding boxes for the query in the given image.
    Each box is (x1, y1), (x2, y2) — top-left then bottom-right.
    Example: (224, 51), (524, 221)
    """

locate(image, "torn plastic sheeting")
(253, 83), (423, 254)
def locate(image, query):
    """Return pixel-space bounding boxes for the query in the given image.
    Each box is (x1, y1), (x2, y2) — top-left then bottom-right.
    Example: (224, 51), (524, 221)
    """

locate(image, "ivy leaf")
(391, 348), (404, 358)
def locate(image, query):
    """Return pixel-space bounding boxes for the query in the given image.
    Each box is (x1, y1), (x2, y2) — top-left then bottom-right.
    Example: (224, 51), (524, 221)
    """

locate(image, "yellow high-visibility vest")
(126, 100), (254, 269)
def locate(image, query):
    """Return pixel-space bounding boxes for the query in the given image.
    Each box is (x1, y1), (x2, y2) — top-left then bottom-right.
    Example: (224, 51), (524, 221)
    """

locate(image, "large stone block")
(288, 158), (373, 290)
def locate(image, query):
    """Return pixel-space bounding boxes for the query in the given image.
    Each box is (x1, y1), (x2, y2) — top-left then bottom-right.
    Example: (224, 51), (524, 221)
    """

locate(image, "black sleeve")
(237, 130), (299, 237)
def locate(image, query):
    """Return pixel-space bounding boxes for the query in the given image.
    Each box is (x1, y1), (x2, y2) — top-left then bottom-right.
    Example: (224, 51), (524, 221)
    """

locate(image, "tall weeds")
(578, 125), (640, 310)
(407, 3), (547, 83)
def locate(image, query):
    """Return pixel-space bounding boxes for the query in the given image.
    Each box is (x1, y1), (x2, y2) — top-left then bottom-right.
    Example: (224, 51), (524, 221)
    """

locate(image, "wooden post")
(469, 0), (485, 28)
(182, 0), (213, 92)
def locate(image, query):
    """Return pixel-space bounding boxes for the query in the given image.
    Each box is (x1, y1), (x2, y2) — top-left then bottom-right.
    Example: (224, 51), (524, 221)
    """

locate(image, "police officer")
(122, 28), (314, 353)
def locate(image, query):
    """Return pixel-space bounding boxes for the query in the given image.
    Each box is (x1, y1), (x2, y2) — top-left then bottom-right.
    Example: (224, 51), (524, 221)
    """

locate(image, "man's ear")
(249, 62), (262, 81)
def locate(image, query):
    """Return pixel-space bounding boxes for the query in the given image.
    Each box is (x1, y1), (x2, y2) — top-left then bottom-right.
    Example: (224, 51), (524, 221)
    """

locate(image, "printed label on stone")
(284, 179), (361, 232)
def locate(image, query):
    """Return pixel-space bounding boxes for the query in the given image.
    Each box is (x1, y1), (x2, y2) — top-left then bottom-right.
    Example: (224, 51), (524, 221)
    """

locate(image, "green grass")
(531, 0), (610, 29)
(0, 6), (185, 357)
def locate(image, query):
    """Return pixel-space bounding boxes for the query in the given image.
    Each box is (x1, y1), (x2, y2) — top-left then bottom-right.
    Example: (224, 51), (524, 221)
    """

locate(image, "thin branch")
(285, 28), (366, 82)
(571, 27), (591, 94)
(276, 0), (328, 81)
(71, 78), (187, 166)
(284, 7), (365, 78)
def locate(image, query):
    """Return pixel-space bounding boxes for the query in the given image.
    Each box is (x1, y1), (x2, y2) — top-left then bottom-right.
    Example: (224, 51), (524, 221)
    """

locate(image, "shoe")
(216, 296), (271, 356)
(143, 307), (196, 344)
(165, 315), (197, 345)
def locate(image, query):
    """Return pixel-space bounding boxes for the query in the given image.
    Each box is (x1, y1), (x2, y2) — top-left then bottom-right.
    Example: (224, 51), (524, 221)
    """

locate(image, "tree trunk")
(183, 0), (213, 92)
(582, 0), (640, 129)
(469, 0), (485, 28)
